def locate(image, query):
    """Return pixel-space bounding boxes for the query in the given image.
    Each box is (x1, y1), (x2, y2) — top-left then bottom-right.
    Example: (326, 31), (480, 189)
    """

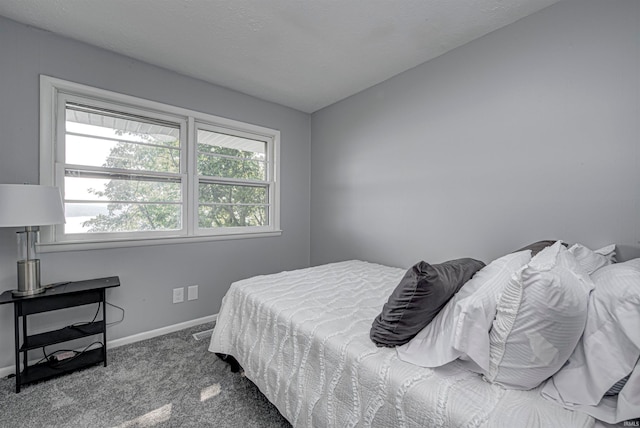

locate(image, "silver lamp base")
(13, 259), (45, 297)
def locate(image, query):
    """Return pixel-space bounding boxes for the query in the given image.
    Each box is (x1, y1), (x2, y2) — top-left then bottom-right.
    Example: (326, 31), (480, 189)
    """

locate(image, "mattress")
(209, 260), (595, 428)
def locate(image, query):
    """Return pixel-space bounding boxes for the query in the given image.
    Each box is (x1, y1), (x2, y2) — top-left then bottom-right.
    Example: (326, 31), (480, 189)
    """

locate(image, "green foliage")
(197, 146), (267, 228)
(82, 135), (267, 233)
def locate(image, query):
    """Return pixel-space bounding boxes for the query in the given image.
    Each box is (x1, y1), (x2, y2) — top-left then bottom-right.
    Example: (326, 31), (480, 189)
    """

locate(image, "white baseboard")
(108, 314), (217, 349)
(0, 314), (218, 379)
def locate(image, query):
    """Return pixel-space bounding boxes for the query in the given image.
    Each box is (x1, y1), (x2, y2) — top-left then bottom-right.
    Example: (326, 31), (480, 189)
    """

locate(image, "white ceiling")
(0, 0), (560, 113)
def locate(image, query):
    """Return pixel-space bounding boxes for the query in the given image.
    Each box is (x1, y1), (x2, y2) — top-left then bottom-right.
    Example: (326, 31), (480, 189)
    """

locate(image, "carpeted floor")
(0, 323), (291, 428)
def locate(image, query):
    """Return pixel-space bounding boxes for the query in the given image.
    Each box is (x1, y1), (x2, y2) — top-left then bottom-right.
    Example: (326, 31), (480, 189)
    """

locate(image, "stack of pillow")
(370, 240), (639, 424)
(541, 255), (640, 424)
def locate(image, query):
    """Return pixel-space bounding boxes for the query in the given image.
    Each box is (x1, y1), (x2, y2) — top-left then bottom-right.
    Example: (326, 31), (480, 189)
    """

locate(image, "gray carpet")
(0, 323), (291, 428)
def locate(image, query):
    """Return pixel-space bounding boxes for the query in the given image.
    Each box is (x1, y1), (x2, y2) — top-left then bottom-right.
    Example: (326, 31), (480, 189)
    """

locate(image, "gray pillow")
(515, 240), (568, 256)
(370, 258), (485, 347)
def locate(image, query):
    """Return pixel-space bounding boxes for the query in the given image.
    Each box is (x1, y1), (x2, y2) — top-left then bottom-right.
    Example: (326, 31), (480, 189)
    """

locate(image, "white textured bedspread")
(209, 260), (594, 428)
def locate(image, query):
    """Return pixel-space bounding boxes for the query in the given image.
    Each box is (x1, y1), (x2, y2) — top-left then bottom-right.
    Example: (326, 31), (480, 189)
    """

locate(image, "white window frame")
(193, 122), (276, 236)
(39, 75), (281, 252)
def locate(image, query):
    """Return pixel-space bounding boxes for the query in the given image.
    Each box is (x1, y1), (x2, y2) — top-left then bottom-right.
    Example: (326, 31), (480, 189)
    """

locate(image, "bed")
(209, 244), (639, 427)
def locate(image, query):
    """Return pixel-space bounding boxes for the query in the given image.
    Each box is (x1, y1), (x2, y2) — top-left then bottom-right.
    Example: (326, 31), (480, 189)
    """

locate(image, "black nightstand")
(0, 276), (120, 393)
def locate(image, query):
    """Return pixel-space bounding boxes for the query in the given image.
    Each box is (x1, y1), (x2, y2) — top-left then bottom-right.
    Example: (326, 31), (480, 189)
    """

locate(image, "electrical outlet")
(173, 287), (184, 303)
(188, 285), (198, 301)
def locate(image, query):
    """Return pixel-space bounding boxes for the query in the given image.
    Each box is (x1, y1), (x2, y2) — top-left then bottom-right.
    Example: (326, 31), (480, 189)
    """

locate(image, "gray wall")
(311, 0), (640, 268)
(0, 17), (311, 368)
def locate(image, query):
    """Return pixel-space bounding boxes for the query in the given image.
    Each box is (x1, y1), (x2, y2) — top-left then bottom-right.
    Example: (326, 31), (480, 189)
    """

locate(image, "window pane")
(66, 104), (181, 173)
(197, 129), (266, 179)
(64, 203), (109, 234)
(197, 129), (265, 157)
(66, 104), (179, 146)
(198, 205), (267, 228)
(199, 183), (267, 205)
(197, 154), (265, 180)
(66, 135), (180, 173)
(65, 202), (181, 233)
(65, 176), (181, 203)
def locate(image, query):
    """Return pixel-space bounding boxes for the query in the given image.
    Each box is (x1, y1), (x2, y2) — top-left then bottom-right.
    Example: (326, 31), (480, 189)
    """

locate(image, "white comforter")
(209, 260), (594, 428)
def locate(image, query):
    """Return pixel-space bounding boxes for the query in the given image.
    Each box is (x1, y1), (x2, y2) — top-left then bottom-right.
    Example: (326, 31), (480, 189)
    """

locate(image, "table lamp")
(0, 184), (65, 297)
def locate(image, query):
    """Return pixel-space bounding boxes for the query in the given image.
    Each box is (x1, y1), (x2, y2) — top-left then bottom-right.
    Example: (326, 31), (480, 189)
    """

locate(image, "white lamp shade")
(0, 184), (65, 227)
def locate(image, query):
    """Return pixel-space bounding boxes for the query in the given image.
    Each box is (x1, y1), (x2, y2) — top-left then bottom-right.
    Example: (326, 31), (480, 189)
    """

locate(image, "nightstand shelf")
(21, 321), (104, 351)
(19, 347), (104, 386)
(0, 276), (120, 393)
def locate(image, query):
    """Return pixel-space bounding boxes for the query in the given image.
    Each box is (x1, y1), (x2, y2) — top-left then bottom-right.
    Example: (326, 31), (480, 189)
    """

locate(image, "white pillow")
(485, 241), (594, 390)
(396, 250), (531, 371)
(569, 243), (616, 274)
(541, 258), (640, 423)
(594, 243), (616, 260)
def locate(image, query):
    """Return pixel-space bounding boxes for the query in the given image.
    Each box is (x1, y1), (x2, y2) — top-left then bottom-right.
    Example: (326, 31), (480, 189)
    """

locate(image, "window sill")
(38, 230), (283, 253)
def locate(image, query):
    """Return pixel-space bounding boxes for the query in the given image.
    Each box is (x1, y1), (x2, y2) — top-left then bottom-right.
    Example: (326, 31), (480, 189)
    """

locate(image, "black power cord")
(69, 302), (102, 334)
(43, 341), (105, 369)
(67, 300), (125, 332)
(106, 301), (125, 327)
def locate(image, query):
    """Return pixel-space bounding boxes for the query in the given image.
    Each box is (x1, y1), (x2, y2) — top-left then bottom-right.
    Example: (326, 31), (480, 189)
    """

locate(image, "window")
(63, 102), (185, 236)
(196, 126), (271, 230)
(40, 76), (280, 250)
